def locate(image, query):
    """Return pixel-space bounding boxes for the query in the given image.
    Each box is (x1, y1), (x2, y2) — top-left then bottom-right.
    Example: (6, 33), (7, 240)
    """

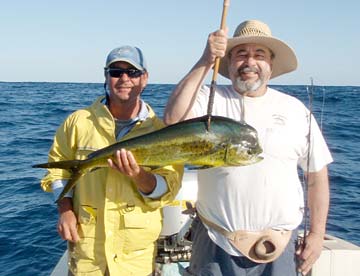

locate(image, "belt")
(198, 213), (292, 263)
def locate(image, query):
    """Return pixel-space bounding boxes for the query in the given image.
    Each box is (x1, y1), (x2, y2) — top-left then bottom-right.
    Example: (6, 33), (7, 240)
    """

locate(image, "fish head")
(225, 125), (263, 166)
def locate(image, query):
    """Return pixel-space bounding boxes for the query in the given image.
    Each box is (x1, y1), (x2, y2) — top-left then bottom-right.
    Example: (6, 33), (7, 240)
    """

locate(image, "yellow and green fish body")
(33, 115), (263, 202)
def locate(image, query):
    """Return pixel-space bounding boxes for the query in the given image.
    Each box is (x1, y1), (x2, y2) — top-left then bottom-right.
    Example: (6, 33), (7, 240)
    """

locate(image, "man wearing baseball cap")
(40, 46), (182, 275)
(164, 20), (332, 275)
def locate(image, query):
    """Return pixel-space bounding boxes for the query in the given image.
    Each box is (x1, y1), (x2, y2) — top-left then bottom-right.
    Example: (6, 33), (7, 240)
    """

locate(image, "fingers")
(119, 149), (132, 172)
(57, 211), (79, 243)
(296, 234), (323, 275)
(203, 28), (228, 64)
(297, 249), (314, 275)
(70, 226), (80, 242)
(125, 150), (140, 172)
(108, 149), (140, 177)
(58, 226), (79, 243)
(107, 158), (115, 169)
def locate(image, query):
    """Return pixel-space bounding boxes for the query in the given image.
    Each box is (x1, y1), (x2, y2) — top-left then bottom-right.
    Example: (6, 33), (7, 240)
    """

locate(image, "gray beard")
(234, 77), (263, 94)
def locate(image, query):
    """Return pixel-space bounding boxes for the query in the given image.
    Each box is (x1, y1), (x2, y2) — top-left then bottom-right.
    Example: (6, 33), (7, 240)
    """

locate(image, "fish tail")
(33, 159), (86, 203)
(55, 171), (83, 203)
(32, 160), (82, 170)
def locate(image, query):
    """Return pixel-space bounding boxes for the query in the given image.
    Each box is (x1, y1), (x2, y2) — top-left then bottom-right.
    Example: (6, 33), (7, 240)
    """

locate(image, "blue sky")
(1, 0), (359, 86)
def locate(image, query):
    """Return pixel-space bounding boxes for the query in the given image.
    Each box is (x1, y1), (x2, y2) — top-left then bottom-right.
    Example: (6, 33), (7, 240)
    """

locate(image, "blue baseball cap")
(105, 46), (147, 71)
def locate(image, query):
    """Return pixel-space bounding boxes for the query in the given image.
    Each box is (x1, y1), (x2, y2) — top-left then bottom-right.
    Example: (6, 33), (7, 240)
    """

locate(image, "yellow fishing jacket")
(40, 96), (183, 276)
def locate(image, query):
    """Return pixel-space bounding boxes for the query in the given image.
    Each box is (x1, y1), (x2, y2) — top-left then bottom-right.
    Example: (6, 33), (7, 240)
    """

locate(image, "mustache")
(238, 66), (259, 74)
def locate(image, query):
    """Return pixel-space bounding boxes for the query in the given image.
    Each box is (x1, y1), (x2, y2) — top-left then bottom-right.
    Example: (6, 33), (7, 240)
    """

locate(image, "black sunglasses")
(106, 68), (144, 78)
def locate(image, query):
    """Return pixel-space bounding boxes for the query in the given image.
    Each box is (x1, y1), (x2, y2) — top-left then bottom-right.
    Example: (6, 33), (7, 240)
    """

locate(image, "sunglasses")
(106, 68), (144, 78)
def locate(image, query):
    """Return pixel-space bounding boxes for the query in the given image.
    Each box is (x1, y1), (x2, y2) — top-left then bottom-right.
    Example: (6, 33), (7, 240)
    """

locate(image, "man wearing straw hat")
(164, 20), (332, 275)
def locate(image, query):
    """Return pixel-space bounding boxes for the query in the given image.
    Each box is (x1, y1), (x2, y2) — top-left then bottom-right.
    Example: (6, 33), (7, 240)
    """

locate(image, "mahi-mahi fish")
(33, 115), (263, 202)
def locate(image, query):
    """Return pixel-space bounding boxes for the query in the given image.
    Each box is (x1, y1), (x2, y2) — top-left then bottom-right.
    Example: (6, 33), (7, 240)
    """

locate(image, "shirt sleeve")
(192, 85), (210, 117)
(139, 174), (168, 199)
(52, 174), (169, 202)
(298, 114), (333, 172)
(51, 179), (73, 202)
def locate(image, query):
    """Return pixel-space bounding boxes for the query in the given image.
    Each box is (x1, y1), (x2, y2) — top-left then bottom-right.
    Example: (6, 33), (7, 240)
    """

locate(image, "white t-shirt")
(192, 85), (333, 256)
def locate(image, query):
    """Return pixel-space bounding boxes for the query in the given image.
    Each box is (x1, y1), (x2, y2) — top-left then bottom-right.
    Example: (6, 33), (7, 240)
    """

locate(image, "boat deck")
(51, 234), (360, 276)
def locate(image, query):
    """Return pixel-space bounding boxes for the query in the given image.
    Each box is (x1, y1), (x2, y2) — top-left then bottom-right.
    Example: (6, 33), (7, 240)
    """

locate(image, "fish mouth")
(224, 143), (263, 166)
(249, 146), (263, 156)
(228, 155), (263, 166)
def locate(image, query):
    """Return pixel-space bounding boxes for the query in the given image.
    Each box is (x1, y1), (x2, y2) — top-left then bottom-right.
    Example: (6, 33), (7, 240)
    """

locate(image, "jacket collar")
(90, 96), (157, 139)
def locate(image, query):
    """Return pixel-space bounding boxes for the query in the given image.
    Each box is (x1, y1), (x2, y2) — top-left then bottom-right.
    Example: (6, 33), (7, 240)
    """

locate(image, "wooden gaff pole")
(206, 0), (230, 130)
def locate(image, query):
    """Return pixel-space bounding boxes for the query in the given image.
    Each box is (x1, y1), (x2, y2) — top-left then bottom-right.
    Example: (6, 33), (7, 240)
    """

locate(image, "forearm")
(297, 166), (329, 274)
(164, 59), (212, 125)
(57, 197), (73, 213)
(132, 168), (157, 195)
(307, 166), (330, 235)
(164, 29), (227, 125)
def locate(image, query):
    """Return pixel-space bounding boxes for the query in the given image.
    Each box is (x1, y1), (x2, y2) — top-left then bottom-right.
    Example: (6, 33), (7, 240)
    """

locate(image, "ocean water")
(0, 82), (359, 275)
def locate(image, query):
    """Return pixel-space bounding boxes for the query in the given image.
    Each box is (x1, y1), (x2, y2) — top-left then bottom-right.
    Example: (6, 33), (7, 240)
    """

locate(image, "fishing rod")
(297, 78), (314, 276)
(303, 78), (314, 250)
(206, 0), (230, 131)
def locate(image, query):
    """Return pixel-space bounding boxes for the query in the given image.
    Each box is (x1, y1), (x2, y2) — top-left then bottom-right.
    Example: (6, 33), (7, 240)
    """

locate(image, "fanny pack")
(198, 213), (292, 263)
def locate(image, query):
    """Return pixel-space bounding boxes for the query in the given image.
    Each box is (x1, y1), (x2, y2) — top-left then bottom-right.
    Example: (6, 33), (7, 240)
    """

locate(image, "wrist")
(134, 170), (156, 194)
(309, 231), (326, 237)
(197, 54), (215, 70)
(57, 197), (73, 214)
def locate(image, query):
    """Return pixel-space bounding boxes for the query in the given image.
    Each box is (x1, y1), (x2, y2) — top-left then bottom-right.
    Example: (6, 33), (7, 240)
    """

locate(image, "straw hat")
(219, 20), (298, 79)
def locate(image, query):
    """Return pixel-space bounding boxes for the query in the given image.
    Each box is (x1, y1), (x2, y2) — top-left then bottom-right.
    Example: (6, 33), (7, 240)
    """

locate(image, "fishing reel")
(156, 170), (198, 263)
(156, 201), (196, 263)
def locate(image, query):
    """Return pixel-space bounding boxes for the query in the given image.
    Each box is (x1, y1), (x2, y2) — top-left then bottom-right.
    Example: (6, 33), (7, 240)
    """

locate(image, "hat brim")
(106, 58), (145, 71)
(219, 36), (297, 79)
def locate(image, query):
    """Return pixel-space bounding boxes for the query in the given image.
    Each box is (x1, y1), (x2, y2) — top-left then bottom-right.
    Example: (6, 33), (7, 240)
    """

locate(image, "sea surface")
(0, 82), (359, 275)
